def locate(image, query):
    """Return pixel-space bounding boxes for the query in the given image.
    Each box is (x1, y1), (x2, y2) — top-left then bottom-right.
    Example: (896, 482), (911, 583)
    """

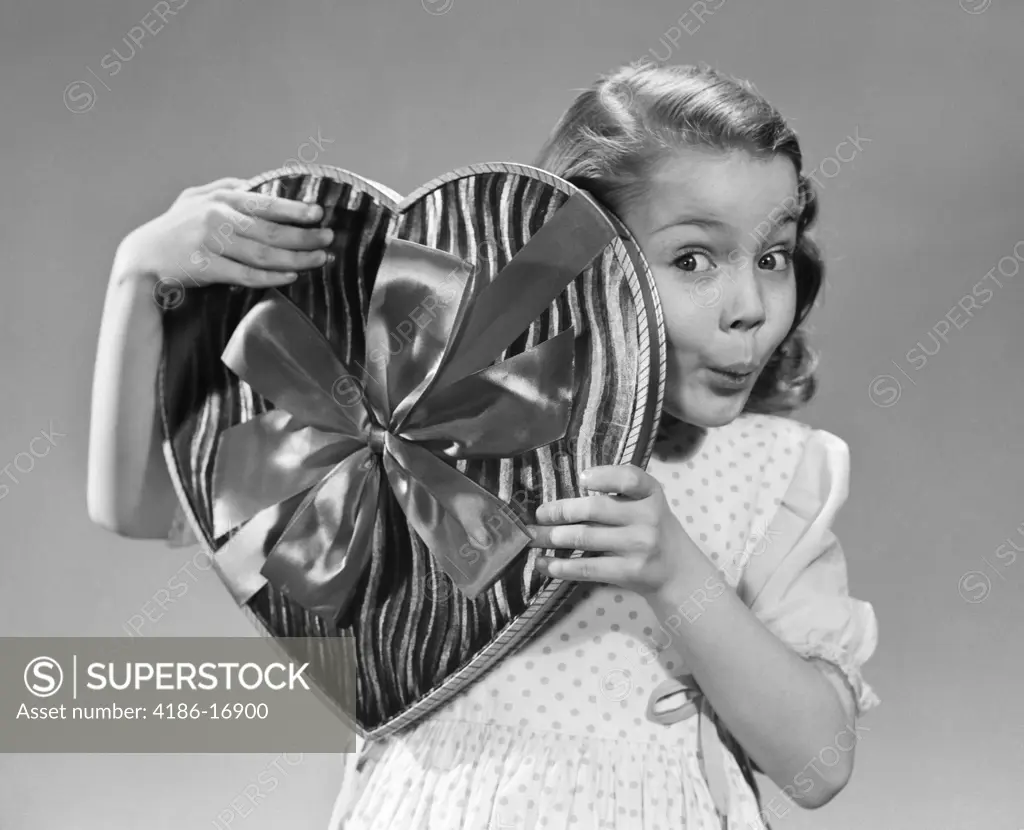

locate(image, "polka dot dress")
(332, 413), (814, 830)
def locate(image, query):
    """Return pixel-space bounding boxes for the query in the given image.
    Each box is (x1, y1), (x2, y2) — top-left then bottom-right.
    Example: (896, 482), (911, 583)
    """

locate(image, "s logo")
(24, 656), (63, 698)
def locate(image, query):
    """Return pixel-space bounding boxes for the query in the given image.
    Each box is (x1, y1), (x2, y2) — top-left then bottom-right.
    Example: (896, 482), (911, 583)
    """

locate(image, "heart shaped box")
(160, 162), (666, 739)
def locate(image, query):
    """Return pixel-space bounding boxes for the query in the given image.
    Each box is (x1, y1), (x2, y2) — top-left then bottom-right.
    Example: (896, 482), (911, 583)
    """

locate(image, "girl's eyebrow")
(653, 201), (801, 237)
(761, 205), (801, 234)
(652, 216), (733, 235)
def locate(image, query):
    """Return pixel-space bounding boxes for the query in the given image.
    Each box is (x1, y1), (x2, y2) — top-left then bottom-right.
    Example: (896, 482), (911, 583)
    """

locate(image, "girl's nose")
(721, 262), (766, 333)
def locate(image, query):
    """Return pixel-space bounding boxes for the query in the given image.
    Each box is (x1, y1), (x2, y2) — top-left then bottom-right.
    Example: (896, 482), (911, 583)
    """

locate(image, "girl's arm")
(643, 557), (854, 808)
(86, 247), (179, 538)
(531, 456), (873, 809)
(86, 179), (334, 538)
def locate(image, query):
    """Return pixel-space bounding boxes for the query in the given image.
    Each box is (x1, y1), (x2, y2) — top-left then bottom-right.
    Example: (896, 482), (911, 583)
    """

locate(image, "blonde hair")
(534, 62), (823, 415)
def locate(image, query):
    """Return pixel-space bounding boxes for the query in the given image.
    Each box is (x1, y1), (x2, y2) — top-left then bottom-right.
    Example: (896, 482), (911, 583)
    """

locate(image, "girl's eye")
(758, 250), (793, 272)
(674, 251), (715, 273)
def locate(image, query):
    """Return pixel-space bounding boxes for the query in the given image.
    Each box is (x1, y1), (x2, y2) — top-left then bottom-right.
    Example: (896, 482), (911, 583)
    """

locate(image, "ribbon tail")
(363, 239), (480, 421)
(384, 438), (531, 599)
(212, 489), (311, 607)
(430, 192), (615, 389)
(259, 448), (382, 624)
(698, 696), (733, 820)
(398, 328), (576, 458)
(645, 675), (732, 819)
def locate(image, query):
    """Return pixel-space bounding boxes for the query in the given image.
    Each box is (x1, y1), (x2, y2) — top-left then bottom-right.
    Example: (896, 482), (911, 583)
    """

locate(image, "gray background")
(1, 0), (1022, 827)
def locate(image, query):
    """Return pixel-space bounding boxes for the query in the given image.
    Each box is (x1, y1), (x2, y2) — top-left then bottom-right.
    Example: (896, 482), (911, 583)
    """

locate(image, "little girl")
(88, 63), (879, 829)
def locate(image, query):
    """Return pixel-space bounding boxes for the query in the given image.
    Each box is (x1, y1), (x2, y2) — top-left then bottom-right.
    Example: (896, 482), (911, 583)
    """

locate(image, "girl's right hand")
(115, 177), (334, 290)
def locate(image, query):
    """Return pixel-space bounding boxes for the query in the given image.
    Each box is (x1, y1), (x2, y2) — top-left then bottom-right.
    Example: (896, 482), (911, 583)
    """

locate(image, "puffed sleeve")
(738, 428), (880, 719)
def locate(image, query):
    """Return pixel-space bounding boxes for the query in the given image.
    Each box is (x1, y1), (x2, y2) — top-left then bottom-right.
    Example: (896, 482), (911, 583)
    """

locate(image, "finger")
(534, 494), (634, 527)
(535, 554), (632, 585)
(193, 253), (300, 288)
(201, 210), (330, 272)
(236, 213), (335, 252)
(219, 235), (329, 273)
(188, 177), (249, 195)
(527, 523), (641, 553)
(219, 188), (323, 225)
(580, 464), (659, 499)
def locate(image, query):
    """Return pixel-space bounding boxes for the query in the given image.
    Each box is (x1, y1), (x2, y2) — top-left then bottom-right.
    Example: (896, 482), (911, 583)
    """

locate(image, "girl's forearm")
(644, 549), (853, 809)
(86, 236), (177, 537)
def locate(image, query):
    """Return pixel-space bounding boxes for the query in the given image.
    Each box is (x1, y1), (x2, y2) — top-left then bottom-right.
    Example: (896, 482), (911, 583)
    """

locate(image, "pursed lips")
(706, 343), (759, 375)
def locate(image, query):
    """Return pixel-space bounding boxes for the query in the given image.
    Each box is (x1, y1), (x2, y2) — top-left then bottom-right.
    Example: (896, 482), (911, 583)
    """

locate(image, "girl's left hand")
(528, 464), (701, 600)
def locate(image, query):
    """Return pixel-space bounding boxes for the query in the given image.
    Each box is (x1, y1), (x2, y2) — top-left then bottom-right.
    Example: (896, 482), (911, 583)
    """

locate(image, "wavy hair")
(533, 62), (823, 416)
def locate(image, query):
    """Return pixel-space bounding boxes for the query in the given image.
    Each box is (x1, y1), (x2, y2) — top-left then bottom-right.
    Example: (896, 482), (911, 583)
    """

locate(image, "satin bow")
(207, 192), (615, 626)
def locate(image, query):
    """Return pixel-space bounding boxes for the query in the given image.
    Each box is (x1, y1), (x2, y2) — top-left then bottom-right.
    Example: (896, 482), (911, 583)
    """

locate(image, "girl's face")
(619, 148), (800, 427)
